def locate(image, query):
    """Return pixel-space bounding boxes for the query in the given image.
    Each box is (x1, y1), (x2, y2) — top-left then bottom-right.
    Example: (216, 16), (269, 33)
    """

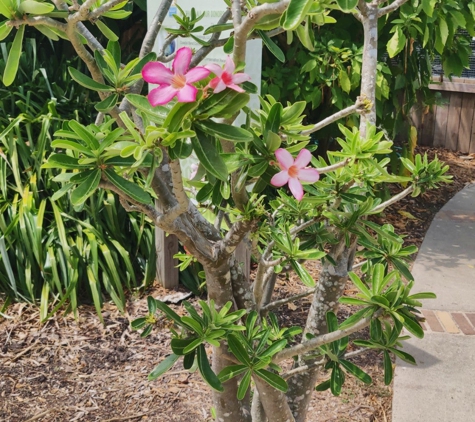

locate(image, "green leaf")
(0, 21), (13, 41)
(218, 365), (248, 382)
(95, 93), (119, 112)
(197, 344), (223, 392)
(422, 0), (436, 17)
(3, 25), (25, 87)
(258, 29), (285, 63)
(370, 318), (382, 342)
(336, 0), (358, 12)
(290, 260), (315, 287)
(407, 292), (436, 300)
(182, 337), (204, 354)
(147, 296), (157, 314)
(255, 369), (288, 392)
(148, 354), (180, 381)
(383, 350), (393, 385)
(281, 101), (306, 125)
(96, 19), (119, 41)
(183, 350), (196, 369)
(71, 168), (101, 205)
(389, 347), (416, 365)
(191, 129), (228, 182)
(400, 314), (424, 339)
(330, 365), (344, 396)
(68, 120), (100, 150)
(104, 168), (151, 204)
(348, 272), (372, 299)
(387, 27), (406, 58)
(131, 317), (147, 330)
(339, 69), (351, 93)
(19, 0), (55, 14)
(340, 359), (372, 384)
(43, 154), (87, 170)
(265, 102), (283, 136)
(154, 300), (183, 326)
(171, 338), (196, 355)
(326, 311), (338, 333)
(315, 379), (331, 391)
(51, 139), (93, 156)
(259, 339), (287, 358)
(283, 0), (313, 31)
(164, 101), (198, 133)
(68, 67), (115, 92)
(339, 307), (373, 330)
(227, 334), (252, 366)
(196, 121), (253, 143)
(181, 316), (204, 335)
(237, 370), (252, 400)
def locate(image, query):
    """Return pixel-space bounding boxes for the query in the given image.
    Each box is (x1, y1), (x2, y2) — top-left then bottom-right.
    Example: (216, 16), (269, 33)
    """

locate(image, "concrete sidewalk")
(392, 184), (475, 422)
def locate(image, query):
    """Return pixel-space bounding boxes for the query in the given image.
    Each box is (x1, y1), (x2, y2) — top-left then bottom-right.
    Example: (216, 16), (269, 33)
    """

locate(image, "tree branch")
(190, 9), (232, 68)
(301, 98), (368, 136)
(100, 180), (161, 222)
(7, 16), (67, 32)
(157, 159), (190, 225)
(233, 0), (289, 64)
(89, 0), (128, 21)
(378, 0), (409, 17)
(273, 310), (383, 363)
(215, 219), (257, 258)
(370, 186), (413, 214)
(261, 288), (316, 312)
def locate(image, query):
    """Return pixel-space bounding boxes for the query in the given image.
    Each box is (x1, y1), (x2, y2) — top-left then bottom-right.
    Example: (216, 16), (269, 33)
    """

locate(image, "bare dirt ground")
(1, 147), (474, 422)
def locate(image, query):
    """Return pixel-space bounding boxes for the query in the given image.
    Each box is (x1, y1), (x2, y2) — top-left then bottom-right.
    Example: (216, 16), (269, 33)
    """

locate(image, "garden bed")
(1, 146), (474, 422)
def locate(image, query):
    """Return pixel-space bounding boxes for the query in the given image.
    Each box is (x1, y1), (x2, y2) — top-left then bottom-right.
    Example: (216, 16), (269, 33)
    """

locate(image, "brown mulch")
(1, 147), (474, 422)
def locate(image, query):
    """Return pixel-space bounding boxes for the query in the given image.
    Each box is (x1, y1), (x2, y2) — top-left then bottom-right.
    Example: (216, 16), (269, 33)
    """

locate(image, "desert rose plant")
(0, 0), (454, 421)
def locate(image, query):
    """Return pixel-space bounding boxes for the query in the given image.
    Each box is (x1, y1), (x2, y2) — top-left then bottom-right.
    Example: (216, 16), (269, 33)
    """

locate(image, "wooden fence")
(415, 77), (475, 153)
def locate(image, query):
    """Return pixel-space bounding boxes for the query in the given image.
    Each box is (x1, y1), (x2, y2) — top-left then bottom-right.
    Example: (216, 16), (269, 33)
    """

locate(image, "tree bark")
(358, 1), (379, 138)
(286, 243), (353, 422)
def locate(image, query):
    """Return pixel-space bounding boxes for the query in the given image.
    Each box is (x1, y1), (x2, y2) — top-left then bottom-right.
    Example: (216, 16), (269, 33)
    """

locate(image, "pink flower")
(270, 148), (320, 201)
(142, 47), (210, 106)
(205, 56), (251, 93)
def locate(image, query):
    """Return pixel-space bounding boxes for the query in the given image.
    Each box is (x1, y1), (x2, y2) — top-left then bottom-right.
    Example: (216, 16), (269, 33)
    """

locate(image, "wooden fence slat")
(445, 92), (463, 151)
(433, 92), (450, 147)
(458, 93), (475, 153)
(471, 108), (475, 153)
(155, 199), (179, 290)
(420, 105), (436, 146)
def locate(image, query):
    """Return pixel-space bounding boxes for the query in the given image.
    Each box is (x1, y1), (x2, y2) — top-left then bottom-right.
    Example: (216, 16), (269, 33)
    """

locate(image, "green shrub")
(0, 35), (156, 321)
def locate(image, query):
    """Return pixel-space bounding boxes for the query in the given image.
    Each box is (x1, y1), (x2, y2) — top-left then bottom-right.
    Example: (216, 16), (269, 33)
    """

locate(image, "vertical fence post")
(155, 200), (179, 289)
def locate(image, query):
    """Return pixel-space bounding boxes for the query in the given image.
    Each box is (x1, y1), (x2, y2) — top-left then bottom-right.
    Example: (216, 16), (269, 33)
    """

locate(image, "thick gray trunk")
(204, 263), (251, 422)
(359, 3), (379, 138)
(254, 377), (295, 422)
(286, 245), (352, 422)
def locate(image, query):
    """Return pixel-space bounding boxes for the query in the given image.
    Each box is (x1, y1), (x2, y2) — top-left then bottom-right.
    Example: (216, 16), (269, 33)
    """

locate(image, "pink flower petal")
(227, 83), (245, 93)
(185, 66), (210, 83)
(293, 149), (312, 169)
(205, 63), (223, 77)
(173, 47), (192, 75)
(212, 79), (228, 93)
(288, 178), (304, 201)
(274, 148), (294, 171)
(148, 85), (178, 106)
(298, 168), (320, 183)
(270, 171), (290, 187)
(224, 55), (235, 74)
(176, 84), (198, 103)
(232, 73), (251, 84)
(142, 62), (174, 84)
